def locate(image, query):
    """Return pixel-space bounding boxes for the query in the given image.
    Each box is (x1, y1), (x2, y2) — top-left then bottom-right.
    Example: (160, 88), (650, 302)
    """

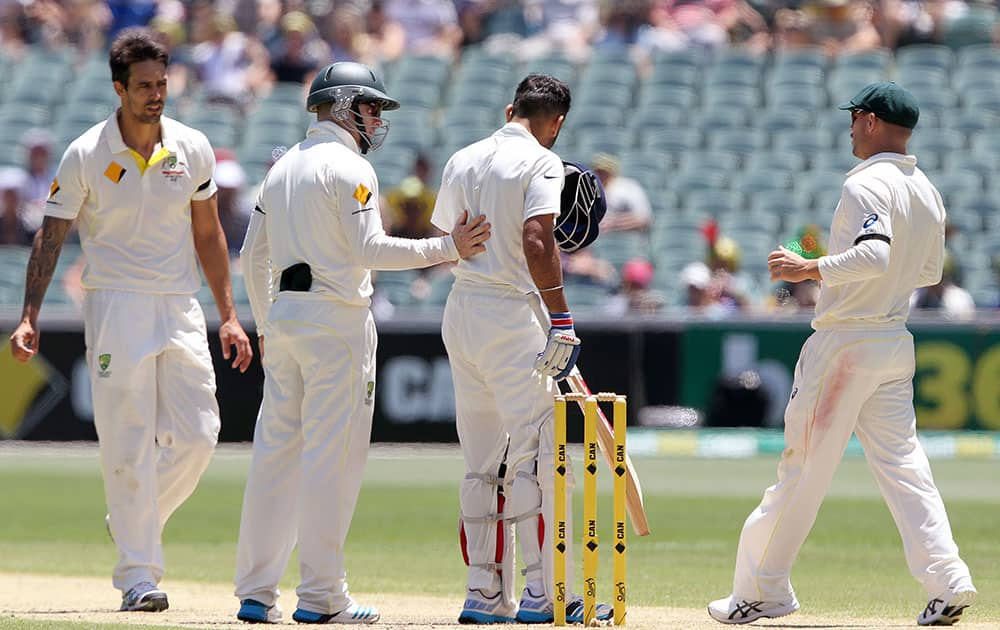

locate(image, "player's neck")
(117, 109), (162, 158)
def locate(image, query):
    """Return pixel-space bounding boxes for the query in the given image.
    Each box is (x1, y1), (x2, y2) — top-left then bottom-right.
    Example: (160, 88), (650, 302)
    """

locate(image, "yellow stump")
(613, 396), (628, 625)
(583, 397), (599, 627)
(553, 396), (568, 626)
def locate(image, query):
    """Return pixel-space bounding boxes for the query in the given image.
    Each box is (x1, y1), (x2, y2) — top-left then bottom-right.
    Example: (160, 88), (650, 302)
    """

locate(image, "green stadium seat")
(757, 109), (813, 132)
(679, 150), (740, 174)
(707, 128), (768, 157)
(648, 64), (699, 89)
(643, 128), (702, 153)
(737, 169), (794, 195)
(772, 46), (827, 71)
(772, 128), (835, 154)
(834, 49), (890, 72)
(941, 6), (998, 50)
(637, 84), (697, 110)
(896, 44), (955, 72)
(685, 189), (742, 215)
(747, 150), (807, 174)
(696, 107), (751, 130)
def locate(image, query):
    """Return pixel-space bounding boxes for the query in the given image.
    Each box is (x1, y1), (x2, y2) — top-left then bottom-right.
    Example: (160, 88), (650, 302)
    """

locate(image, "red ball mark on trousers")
(813, 352), (854, 431)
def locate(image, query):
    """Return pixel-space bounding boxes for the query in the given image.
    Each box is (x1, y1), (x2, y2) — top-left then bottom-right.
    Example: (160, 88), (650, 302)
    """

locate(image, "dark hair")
(511, 74), (571, 119)
(109, 27), (170, 86)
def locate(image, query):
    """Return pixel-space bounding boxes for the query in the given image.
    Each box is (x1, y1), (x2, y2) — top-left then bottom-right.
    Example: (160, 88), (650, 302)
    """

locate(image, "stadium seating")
(2, 40), (999, 312)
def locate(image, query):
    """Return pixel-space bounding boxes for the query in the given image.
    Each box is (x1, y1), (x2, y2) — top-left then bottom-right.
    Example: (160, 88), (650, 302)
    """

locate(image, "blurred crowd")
(1, 0), (998, 317)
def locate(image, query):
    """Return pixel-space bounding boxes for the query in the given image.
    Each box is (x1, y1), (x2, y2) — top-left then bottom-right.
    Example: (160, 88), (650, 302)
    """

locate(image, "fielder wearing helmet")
(555, 161), (606, 252)
(307, 61), (400, 154)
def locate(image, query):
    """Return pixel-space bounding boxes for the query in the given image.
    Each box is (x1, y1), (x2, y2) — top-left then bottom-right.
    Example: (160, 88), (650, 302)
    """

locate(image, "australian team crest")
(161, 153), (185, 185)
(98, 353), (112, 377)
(365, 380), (375, 404)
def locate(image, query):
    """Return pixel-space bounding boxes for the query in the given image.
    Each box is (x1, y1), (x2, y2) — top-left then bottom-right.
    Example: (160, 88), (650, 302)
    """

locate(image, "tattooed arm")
(9, 217), (73, 362)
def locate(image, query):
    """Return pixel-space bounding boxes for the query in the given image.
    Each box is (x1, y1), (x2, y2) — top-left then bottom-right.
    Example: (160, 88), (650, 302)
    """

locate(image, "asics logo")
(729, 600), (765, 619)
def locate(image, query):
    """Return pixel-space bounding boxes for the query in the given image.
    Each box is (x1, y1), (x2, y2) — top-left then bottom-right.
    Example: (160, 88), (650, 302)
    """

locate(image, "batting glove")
(535, 312), (581, 380)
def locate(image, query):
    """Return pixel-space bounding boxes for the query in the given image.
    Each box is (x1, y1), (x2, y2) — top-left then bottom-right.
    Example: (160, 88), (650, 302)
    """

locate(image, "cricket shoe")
(120, 581), (169, 612)
(707, 594), (799, 624)
(237, 598), (283, 623)
(292, 601), (380, 624)
(514, 584), (613, 624)
(458, 588), (516, 624)
(918, 589), (976, 626)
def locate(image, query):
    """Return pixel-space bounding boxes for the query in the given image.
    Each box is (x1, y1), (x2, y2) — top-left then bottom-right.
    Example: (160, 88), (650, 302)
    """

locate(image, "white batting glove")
(535, 312), (581, 380)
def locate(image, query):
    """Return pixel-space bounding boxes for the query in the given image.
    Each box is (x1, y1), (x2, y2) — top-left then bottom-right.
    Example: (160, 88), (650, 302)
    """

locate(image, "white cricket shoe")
(515, 584), (613, 624)
(918, 590), (976, 626)
(237, 598), (283, 623)
(120, 581), (169, 612)
(292, 601), (380, 624)
(707, 594), (799, 624)
(458, 588), (516, 624)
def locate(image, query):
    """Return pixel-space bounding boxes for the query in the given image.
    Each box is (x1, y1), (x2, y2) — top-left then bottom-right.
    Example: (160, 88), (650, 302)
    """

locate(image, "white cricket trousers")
(733, 328), (975, 602)
(442, 283), (567, 605)
(235, 294), (377, 615)
(83, 290), (220, 592)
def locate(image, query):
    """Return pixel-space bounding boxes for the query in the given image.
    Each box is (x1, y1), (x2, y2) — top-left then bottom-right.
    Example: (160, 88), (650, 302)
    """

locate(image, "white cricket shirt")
(242, 121), (458, 323)
(45, 112), (218, 293)
(814, 152), (946, 330)
(430, 122), (564, 293)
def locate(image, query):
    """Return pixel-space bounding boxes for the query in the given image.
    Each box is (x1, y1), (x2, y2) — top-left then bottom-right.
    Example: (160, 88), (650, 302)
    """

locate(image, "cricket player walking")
(9, 28), (253, 612)
(431, 74), (612, 624)
(233, 61), (491, 625)
(709, 82), (976, 626)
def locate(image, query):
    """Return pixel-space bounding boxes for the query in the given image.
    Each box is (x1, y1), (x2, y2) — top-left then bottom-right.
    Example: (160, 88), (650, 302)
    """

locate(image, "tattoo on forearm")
(23, 217), (72, 312)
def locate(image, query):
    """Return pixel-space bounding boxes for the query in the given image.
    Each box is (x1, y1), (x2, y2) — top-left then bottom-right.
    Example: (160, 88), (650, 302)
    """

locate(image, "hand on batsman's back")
(450, 210), (491, 259)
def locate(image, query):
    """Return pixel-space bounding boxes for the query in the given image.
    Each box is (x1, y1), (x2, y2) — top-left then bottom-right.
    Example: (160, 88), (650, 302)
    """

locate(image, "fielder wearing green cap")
(709, 80), (978, 627)
(838, 81), (920, 129)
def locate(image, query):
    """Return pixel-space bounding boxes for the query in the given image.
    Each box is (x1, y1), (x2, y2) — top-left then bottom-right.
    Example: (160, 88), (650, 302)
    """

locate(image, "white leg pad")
(459, 468), (515, 610)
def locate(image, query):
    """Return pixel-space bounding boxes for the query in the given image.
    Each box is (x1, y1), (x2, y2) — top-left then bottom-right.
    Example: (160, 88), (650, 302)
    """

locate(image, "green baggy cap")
(838, 81), (920, 129)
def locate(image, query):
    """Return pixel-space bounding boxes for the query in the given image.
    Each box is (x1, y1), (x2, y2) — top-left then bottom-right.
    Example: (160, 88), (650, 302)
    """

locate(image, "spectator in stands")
(772, 7), (817, 49)
(255, 0), (285, 58)
(384, 0), (463, 59)
(597, 0), (651, 48)
(606, 257), (665, 315)
(148, 16), (190, 97)
(706, 234), (753, 311)
(802, 0), (883, 56)
(643, 0), (770, 54)
(385, 175), (439, 239)
(18, 128), (57, 237)
(519, 0), (601, 61)
(590, 152), (652, 234)
(325, 4), (376, 65)
(269, 11), (328, 84)
(680, 260), (728, 315)
(562, 247), (617, 289)
(365, 0), (407, 64)
(107, 0), (156, 40)
(0, 167), (32, 246)
(911, 251), (976, 320)
(188, 10), (271, 107)
(456, 0), (530, 48)
(215, 151), (250, 256)
(0, 2), (30, 58)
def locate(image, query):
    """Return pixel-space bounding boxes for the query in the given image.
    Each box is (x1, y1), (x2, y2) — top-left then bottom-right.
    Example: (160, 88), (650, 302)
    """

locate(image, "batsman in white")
(708, 82), (976, 627)
(233, 61), (491, 625)
(8, 28), (253, 612)
(430, 74), (612, 625)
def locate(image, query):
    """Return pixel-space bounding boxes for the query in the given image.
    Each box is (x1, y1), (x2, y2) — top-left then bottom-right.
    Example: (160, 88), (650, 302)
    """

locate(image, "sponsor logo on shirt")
(366, 380), (375, 405)
(353, 183), (372, 205)
(104, 161), (126, 183)
(160, 154), (186, 183)
(46, 178), (61, 205)
(862, 213), (879, 229)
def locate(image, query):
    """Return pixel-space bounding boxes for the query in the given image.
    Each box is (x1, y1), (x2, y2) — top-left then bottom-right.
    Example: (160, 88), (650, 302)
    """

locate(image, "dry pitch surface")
(1, 573), (992, 630)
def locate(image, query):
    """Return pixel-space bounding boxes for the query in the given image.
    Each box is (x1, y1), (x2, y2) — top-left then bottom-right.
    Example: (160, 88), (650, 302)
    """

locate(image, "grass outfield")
(0, 443), (996, 628)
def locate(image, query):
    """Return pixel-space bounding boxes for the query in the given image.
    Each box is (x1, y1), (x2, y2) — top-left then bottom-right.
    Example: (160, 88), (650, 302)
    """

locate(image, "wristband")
(549, 311), (573, 330)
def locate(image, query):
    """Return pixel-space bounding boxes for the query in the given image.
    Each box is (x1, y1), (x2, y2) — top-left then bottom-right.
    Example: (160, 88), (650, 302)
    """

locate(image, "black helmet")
(307, 62), (399, 153)
(307, 62), (400, 113)
(555, 161), (606, 252)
